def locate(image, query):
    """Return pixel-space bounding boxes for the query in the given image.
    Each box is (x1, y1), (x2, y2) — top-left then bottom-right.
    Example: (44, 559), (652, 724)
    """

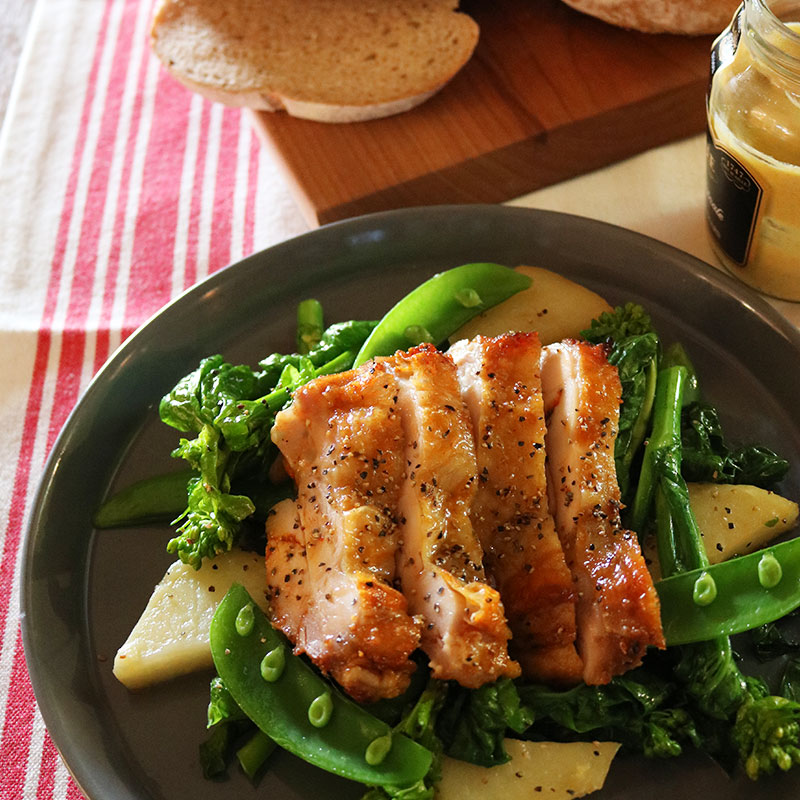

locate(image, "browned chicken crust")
(269, 360), (421, 703)
(450, 333), (583, 685)
(267, 336), (664, 700)
(388, 344), (520, 687)
(541, 340), (665, 684)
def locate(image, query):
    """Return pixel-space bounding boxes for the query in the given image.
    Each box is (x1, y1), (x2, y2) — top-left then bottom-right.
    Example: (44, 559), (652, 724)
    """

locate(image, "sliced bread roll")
(150, 0), (479, 123)
(559, 0), (740, 34)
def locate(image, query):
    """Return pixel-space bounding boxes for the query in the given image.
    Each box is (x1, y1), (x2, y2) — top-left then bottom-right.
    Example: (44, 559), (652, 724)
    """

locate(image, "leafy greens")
(160, 319), (376, 569)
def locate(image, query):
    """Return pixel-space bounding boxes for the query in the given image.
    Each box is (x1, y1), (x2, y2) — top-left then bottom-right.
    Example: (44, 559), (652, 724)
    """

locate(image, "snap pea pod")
(210, 584), (433, 788)
(353, 263), (531, 367)
(92, 469), (194, 528)
(656, 536), (800, 646)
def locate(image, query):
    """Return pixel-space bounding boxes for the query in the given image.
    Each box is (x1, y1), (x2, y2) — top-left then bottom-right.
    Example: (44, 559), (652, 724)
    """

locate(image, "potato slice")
(449, 266), (613, 346)
(437, 740), (619, 800)
(690, 482), (799, 564)
(114, 549), (268, 689)
(644, 483), (799, 579)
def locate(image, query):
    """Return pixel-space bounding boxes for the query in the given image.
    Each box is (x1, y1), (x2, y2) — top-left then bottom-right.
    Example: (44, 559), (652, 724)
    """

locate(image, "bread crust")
(150, 0), (479, 122)
(560, 0), (740, 34)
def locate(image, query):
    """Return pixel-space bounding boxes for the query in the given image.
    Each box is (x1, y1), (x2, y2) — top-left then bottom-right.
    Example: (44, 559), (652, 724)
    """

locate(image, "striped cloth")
(0, 1), (308, 797)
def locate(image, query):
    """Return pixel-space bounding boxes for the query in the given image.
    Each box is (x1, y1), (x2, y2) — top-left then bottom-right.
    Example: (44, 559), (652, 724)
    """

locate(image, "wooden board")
(250, 0), (715, 227)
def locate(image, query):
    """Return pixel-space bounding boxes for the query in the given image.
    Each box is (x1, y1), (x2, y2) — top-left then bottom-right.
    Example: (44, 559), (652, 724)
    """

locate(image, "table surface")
(0, 2), (798, 799)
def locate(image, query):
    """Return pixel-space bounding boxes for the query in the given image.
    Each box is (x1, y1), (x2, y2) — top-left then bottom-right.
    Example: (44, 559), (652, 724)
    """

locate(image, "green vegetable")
(781, 658), (800, 701)
(681, 402), (789, 488)
(581, 301), (656, 342)
(236, 729), (276, 780)
(692, 572), (717, 607)
(296, 298), (324, 354)
(365, 734), (394, 766)
(201, 676), (255, 779)
(235, 602), (255, 636)
(210, 584), (433, 788)
(260, 646), (286, 682)
(259, 319), (377, 385)
(207, 674), (246, 727)
(750, 621), (800, 663)
(308, 692), (334, 728)
(582, 302), (660, 503)
(733, 694), (800, 779)
(353, 263), (531, 366)
(436, 678), (533, 767)
(161, 318), (373, 569)
(519, 668), (701, 759)
(364, 678), (447, 800)
(199, 722), (241, 779)
(92, 469), (194, 528)
(655, 537), (800, 645)
(633, 362), (800, 778)
(584, 310), (659, 502)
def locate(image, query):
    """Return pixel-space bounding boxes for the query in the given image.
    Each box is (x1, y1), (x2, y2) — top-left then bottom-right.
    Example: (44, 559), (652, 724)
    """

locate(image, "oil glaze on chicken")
(450, 334), (583, 686)
(266, 334), (664, 702)
(541, 340), (665, 684)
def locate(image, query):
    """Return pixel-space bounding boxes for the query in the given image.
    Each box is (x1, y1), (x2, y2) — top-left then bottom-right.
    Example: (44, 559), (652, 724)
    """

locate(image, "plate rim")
(19, 204), (800, 799)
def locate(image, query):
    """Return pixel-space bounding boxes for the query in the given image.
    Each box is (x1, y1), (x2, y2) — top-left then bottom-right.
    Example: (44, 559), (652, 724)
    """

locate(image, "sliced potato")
(690, 482), (799, 564)
(114, 549), (268, 689)
(449, 265), (613, 346)
(437, 739), (620, 800)
(644, 483), (799, 579)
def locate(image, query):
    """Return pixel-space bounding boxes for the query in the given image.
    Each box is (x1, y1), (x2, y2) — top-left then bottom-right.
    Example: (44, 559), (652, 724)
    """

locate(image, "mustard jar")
(706, 0), (800, 300)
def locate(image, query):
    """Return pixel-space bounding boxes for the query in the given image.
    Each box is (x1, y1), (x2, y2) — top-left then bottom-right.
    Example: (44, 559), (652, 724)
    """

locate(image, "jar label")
(705, 130), (763, 266)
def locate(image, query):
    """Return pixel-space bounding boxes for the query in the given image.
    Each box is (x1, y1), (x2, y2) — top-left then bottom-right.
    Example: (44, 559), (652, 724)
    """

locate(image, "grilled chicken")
(387, 345), (519, 687)
(541, 340), (665, 684)
(450, 334), (583, 685)
(265, 498), (309, 647)
(269, 360), (422, 703)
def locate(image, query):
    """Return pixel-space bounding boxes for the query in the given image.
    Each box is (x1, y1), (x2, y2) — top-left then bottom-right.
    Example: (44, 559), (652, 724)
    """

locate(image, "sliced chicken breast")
(541, 340), (665, 684)
(388, 344), (520, 687)
(270, 360), (421, 703)
(450, 334), (583, 685)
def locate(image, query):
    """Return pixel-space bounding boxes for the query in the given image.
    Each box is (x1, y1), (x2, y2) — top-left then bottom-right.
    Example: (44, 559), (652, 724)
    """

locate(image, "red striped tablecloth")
(0, 1), (308, 797)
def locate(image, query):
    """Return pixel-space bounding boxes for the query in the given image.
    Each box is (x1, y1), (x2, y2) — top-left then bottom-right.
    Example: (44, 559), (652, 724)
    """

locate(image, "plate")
(21, 205), (800, 800)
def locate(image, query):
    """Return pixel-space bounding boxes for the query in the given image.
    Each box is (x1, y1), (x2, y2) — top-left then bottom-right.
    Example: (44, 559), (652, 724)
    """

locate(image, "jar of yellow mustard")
(706, 0), (800, 300)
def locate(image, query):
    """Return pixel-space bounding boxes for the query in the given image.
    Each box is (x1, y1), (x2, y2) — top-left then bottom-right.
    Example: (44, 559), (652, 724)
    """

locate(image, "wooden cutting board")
(250, 0), (716, 226)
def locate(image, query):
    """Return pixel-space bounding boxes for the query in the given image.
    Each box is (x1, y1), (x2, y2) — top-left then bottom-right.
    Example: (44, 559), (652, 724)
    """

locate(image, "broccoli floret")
(732, 692), (800, 779)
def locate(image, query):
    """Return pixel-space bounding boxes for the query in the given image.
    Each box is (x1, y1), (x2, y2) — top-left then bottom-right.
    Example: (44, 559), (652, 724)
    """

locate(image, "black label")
(705, 130), (763, 265)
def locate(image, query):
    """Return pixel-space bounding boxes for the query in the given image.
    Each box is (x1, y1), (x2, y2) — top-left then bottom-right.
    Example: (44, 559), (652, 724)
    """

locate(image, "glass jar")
(705, 0), (800, 300)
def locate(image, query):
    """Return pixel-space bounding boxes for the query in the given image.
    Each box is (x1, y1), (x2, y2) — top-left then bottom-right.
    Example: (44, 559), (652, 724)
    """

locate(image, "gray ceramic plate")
(21, 206), (800, 799)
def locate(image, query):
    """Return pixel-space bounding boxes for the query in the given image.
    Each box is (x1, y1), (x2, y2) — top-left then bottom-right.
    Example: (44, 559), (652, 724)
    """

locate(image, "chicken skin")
(268, 332), (663, 700)
(269, 359), (421, 703)
(387, 345), (520, 687)
(541, 340), (665, 684)
(450, 333), (583, 685)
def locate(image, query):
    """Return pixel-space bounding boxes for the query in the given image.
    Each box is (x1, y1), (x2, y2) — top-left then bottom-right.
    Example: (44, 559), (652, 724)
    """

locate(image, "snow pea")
(92, 469), (194, 528)
(209, 584), (433, 788)
(353, 263), (531, 366)
(656, 536), (800, 646)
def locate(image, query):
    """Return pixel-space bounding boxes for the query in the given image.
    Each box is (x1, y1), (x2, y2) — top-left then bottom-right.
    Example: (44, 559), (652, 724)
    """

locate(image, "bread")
(150, 0), (479, 123)
(559, 0), (740, 34)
